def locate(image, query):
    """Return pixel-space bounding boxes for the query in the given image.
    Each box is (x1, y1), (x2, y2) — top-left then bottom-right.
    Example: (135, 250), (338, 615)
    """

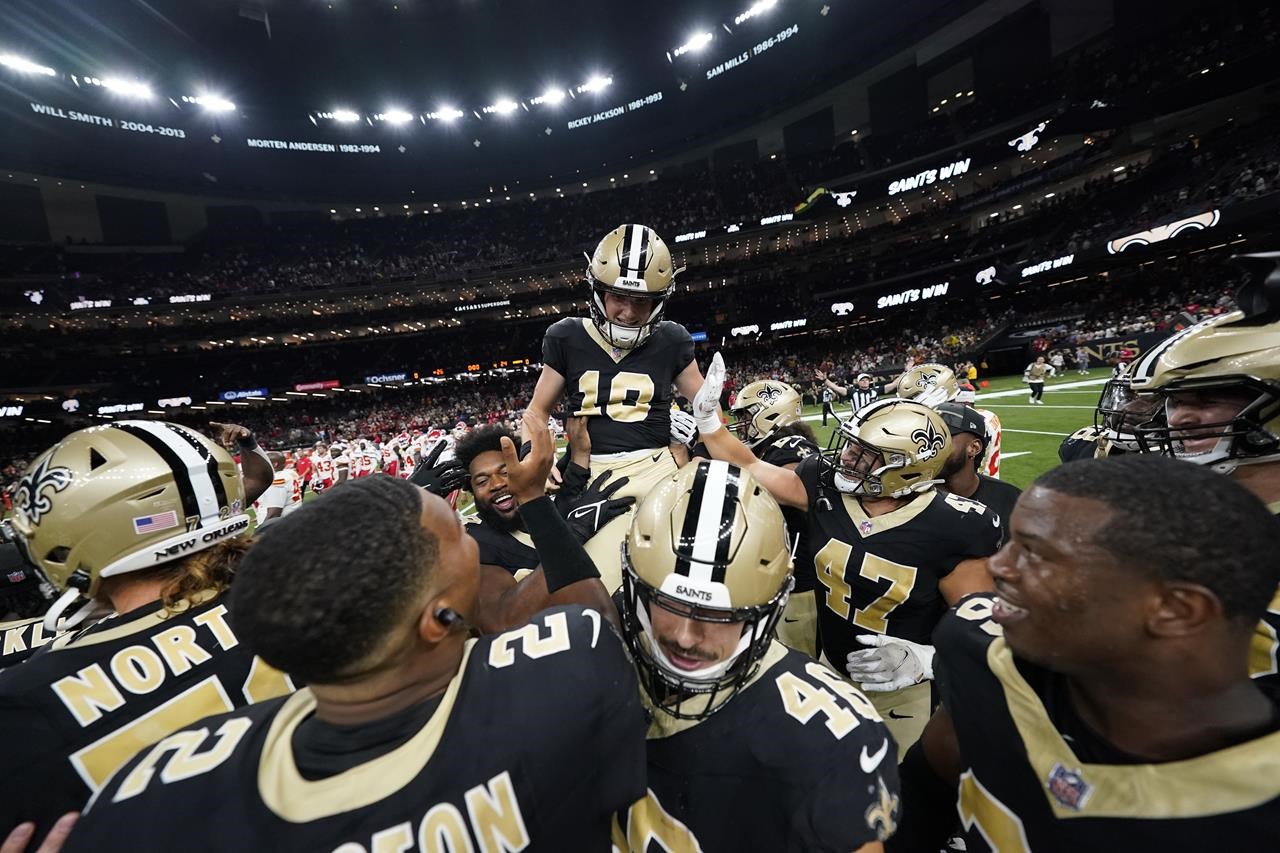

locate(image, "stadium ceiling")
(1, 0), (979, 198)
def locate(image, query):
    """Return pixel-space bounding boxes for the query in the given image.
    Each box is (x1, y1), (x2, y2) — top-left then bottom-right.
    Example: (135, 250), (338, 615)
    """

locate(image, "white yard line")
(1003, 428), (1071, 437)
(973, 377), (1108, 400)
(1001, 451), (1033, 459)
(981, 404), (1098, 409)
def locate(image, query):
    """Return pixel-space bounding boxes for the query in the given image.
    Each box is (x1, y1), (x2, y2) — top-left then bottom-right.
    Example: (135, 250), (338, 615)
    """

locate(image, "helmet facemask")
(1134, 379), (1279, 474)
(620, 550), (791, 720)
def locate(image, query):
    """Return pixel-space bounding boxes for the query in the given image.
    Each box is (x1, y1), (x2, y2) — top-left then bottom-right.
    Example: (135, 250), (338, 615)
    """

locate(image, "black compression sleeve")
(516, 495), (601, 593)
(887, 740), (960, 853)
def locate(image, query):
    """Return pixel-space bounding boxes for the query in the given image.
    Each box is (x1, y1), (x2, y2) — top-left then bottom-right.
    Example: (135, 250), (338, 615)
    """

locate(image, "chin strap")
(43, 588), (110, 634)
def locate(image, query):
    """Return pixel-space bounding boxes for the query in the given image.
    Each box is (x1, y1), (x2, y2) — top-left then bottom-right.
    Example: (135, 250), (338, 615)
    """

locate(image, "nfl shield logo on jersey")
(1047, 763), (1093, 810)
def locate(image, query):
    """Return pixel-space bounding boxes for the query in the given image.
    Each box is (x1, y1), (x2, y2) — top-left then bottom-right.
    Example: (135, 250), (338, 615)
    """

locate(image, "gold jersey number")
(815, 539), (918, 635)
(575, 370), (655, 423)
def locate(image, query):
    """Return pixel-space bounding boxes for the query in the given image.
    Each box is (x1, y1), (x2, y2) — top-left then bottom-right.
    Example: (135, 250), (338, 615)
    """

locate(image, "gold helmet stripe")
(675, 460), (741, 585)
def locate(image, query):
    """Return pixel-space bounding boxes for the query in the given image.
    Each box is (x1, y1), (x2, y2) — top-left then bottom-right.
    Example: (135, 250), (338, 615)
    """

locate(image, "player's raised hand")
(408, 439), (468, 497)
(692, 352), (726, 434)
(208, 421), (253, 449)
(499, 410), (554, 504)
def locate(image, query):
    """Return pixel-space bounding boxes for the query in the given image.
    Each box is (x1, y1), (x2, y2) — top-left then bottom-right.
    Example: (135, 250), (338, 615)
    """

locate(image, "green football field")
(800, 368), (1111, 491)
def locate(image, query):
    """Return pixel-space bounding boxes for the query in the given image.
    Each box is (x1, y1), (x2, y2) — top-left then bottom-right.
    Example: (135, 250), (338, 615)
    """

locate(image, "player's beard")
(476, 498), (525, 533)
(938, 452), (970, 481)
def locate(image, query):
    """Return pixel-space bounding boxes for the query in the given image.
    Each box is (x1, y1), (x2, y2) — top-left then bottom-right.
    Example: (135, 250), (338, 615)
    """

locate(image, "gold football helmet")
(825, 399), (951, 497)
(1129, 309), (1280, 473)
(896, 363), (960, 409)
(7, 422), (249, 628)
(620, 459), (793, 719)
(586, 224), (682, 349)
(1093, 364), (1161, 453)
(728, 380), (803, 446)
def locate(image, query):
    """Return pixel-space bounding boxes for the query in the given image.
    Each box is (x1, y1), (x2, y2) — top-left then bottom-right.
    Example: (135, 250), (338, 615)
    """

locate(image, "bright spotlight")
(673, 32), (713, 57)
(483, 99), (519, 115)
(100, 77), (153, 99)
(427, 106), (464, 121)
(0, 54), (56, 77)
(734, 0), (778, 26)
(577, 75), (612, 94)
(330, 109), (360, 123)
(379, 108), (414, 124)
(187, 94), (236, 113)
(531, 88), (566, 106)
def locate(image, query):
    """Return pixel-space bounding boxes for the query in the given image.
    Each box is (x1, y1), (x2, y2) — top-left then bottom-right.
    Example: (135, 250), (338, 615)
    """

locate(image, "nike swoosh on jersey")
(887, 709), (913, 720)
(860, 739), (890, 773)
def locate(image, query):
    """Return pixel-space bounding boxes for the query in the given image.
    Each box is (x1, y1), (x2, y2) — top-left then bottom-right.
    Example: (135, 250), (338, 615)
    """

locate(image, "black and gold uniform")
(0, 615), (60, 670)
(464, 519), (539, 576)
(67, 606), (647, 853)
(937, 594), (1280, 851)
(542, 317), (694, 456)
(542, 317), (695, 589)
(0, 594), (293, 837)
(758, 433), (821, 657)
(796, 455), (1001, 745)
(615, 640), (899, 853)
(796, 455), (1002, 658)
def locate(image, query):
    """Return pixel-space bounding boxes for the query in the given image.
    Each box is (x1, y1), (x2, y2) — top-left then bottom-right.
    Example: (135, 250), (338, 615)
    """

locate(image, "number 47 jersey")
(66, 607), (649, 853)
(0, 593), (294, 840)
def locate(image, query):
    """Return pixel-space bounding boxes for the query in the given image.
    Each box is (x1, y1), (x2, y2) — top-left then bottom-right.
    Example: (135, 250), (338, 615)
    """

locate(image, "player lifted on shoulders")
(526, 224), (705, 589)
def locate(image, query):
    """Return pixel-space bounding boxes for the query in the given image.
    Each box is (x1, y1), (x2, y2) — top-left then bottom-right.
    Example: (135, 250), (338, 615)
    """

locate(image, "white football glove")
(669, 409), (698, 446)
(845, 635), (935, 693)
(692, 352), (726, 434)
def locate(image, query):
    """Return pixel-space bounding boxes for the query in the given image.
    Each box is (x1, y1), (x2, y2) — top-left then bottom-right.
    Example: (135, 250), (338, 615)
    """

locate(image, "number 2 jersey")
(542, 317), (695, 455)
(796, 456), (1003, 662)
(0, 593), (293, 839)
(68, 607), (648, 853)
(615, 641), (899, 852)
(937, 594), (1280, 852)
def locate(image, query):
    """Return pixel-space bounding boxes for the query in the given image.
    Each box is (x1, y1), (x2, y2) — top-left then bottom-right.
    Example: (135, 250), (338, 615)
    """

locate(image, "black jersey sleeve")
(935, 495), (1005, 575)
(668, 323), (696, 372)
(799, 740), (901, 851)
(933, 593), (1003, 712)
(541, 318), (577, 376)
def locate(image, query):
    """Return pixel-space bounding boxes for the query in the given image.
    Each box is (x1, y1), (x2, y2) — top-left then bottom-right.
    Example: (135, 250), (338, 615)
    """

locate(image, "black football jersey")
(944, 476), (1021, 539)
(68, 606), (647, 853)
(0, 594), (293, 839)
(465, 518), (539, 574)
(616, 642), (899, 852)
(542, 318), (695, 454)
(936, 594), (1280, 851)
(796, 456), (1002, 660)
(0, 615), (61, 670)
(757, 433), (820, 593)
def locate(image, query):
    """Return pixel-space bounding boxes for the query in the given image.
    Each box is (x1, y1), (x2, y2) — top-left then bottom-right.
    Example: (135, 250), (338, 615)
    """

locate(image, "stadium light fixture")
(0, 54), (56, 77)
(330, 108), (360, 123)
(183, 94), (236, 113)
(483, 98), (519, 115)
(577, 75), (612, 94)
(734, 0), (778, 27)
(379, 108), (414, 124)
(530, 88), (566, 106)
(427, 106), (465, 121)
(672, 32), (713, 58)
(99, 77), (154, 99)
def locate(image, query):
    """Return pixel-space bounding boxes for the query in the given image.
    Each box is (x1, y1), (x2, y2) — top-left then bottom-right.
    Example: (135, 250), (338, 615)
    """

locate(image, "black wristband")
(517, 495), (600, 593)
(235, 433), (259, 451)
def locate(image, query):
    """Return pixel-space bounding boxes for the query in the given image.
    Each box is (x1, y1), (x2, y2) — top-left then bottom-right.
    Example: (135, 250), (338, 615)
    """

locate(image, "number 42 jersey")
(67, 607), (648, 853)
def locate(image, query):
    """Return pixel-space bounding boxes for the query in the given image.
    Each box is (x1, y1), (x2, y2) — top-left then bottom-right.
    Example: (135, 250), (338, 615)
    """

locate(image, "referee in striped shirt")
(816, 370), (883, 414)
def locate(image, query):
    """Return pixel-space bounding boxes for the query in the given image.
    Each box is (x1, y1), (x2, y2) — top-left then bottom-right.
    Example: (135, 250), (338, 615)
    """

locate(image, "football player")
(0, 422), (293, 843)
(892, 456), (1280, 852)
(526, 225), (704, 590)
(1022, 355), (1055, 404)
(254, 451), (302, 526)
(722, 379), (823, 658)
(1058, 365), (1160, 463)
(64, 474), (648, 851)
(613, 458), (900, 852)
(935, 403), (1020, 535)
(896, 363), (1003, 479)
(455, 421), (634, 634)
(1128, 277), (1280, 690)
(309, 442), (334, 492)
(692, 354), (1002, 751)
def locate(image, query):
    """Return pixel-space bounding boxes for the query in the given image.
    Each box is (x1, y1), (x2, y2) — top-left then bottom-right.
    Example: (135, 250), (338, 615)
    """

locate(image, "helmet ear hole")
(46, 546), (70, 564)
